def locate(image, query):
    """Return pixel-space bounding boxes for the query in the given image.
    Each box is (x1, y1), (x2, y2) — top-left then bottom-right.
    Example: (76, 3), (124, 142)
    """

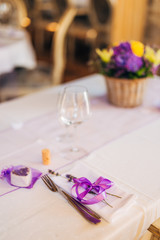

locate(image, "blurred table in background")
(0, 25), (37, 75)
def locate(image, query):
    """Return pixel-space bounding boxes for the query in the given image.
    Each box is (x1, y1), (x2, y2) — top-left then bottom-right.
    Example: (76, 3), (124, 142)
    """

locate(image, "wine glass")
(59, 85), (91, 159)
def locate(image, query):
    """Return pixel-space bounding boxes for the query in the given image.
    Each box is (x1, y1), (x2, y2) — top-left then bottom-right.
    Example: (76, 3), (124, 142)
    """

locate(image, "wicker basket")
(105, 76), (148, 108)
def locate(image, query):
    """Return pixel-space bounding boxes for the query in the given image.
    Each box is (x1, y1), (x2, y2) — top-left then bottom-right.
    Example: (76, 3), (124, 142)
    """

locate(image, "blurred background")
(0, 0), (159, 102)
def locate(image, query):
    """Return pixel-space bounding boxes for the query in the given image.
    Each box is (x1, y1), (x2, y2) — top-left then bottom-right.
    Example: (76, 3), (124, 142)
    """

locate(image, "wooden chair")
(88, 0), (112, 31)
(140, 218), (160, 240)
(66, 0), (112, 61)
(52, 7), (77, 85)
(140, 230), (153, 240)
(54, 0), (68, 16)
(88, 0), (112, 47)
(148, 218), (160, 239)
(51, 0), (112, 85)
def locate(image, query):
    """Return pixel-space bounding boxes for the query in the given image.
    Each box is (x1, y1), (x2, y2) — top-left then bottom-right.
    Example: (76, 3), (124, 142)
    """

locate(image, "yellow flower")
(130, 40), (144, 57)
(96, 48), (113, 63)
(144, 46), (156, 63)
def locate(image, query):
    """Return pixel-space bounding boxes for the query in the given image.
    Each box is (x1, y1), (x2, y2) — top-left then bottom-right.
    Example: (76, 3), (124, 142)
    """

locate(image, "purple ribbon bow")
(72, 177), (113, 205)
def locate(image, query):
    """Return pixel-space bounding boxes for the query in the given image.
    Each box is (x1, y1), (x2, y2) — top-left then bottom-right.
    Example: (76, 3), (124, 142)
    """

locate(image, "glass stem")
(66, 125), (72, 139)
(71, 125), (79, 152)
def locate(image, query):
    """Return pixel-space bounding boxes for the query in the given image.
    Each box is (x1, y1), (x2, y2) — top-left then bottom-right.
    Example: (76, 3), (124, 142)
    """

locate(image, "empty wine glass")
(59, 85), (91, 159)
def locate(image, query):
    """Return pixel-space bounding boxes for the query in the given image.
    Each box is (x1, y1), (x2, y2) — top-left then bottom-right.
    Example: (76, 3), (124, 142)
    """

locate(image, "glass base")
(60, 147), (88, 161)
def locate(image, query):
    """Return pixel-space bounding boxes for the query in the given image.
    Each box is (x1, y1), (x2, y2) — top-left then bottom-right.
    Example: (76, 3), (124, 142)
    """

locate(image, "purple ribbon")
(72, 177), (113, 205)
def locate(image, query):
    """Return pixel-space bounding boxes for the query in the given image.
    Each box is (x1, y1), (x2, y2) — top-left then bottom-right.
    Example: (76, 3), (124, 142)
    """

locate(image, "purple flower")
(126, 54), (143, 72)
(113, 42), (132, 55)
(113, 53), (130, 68)
(112, 42), (143, 72)
(113, 42), (132, 68)
(0, 168), (11, 179)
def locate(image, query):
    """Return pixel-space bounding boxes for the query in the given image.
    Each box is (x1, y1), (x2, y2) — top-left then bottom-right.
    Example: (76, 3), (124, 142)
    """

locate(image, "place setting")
(46, 161), (136, 223)
(0, 160), (136, 225)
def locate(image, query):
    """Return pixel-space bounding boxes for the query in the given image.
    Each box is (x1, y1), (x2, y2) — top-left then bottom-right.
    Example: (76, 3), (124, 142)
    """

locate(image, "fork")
(41, 174), (101, 224)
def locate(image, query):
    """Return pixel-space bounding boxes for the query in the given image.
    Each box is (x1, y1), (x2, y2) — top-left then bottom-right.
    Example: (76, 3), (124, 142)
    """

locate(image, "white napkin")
(51, 162), (136, 223)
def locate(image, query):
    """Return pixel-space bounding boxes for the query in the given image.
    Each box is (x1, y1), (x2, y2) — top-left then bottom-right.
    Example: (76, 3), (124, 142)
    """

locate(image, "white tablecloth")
(0, 25), (37, 75)
(0, 74), (160, 240)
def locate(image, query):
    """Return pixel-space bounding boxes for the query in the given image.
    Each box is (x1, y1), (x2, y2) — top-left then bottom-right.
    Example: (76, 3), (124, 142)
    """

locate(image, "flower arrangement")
(96, 41), (160, 79)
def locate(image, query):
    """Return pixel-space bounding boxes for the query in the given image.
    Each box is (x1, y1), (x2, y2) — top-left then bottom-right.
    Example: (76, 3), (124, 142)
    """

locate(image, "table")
(0, 74), (160, 240)
(0, 25), (37, 75)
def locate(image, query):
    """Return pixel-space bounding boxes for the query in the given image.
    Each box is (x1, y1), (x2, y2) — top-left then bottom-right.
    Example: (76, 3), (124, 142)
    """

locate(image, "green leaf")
(136, 67), (146, 76)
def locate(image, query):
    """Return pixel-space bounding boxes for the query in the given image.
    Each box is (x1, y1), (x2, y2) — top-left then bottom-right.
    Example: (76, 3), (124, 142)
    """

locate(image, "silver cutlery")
(41, 174), (101, 224)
